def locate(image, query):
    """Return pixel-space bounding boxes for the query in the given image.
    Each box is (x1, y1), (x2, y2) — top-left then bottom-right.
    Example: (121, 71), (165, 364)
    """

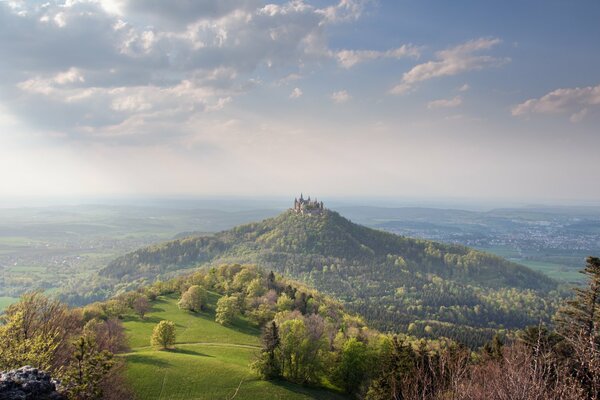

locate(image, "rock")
(0, 366), (65, 400)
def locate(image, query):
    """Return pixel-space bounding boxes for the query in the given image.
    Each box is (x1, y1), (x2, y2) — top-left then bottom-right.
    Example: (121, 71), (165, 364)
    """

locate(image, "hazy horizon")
(1, 1), (599, 201)
(1, 194), (600, 212)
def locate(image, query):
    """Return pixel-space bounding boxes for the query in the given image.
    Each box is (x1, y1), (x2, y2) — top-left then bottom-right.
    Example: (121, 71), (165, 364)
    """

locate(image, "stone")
(0, 366), (65, 400)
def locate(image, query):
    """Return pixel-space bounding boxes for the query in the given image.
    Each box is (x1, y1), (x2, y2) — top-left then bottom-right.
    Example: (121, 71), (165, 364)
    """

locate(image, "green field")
(515, 260), (583, 283)
(0, 296), (18, 312)
(478, 246), (584, 283)
(122, 294), (346, 400)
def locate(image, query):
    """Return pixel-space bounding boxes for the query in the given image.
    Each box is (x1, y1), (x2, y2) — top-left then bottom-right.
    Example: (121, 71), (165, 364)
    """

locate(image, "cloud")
(390, 38), (508, 94)
(511, 84), (600, 123)
(427, 96), (462, 109)
(117, 0), (261, 26)
(289, 87), (303, 99)
(331, 90), (351, 103)
(336, 45), (420, 68)
(570, 108), (588, 123)
(318, 0), (371, 23)
(0, 0), (374, 144)
(459, 83), (470, 92)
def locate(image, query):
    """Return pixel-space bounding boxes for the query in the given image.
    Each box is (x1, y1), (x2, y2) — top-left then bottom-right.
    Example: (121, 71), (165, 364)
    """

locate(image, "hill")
(122, 292), (346, 400)
(102, 209), (559, 346)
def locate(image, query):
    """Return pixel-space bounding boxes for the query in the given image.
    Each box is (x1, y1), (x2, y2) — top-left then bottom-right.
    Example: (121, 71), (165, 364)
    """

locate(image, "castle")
(292, 194), (324, 215)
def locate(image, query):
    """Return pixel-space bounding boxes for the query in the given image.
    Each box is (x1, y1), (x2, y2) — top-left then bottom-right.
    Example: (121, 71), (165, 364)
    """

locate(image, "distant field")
(477, 246), (584, 283)
(122, 294), (346, 400)
(515, 260), (583, 283)
(0, 296), (18, 312)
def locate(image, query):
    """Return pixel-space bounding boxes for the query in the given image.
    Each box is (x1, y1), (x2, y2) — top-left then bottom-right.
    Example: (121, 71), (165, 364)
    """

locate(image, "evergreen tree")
(482, 333), (504, 360)
(557, 256), (600, 338)
(267, 271), (276, 290)
(366, 336), (416, 400)
(556, 256), (600, 399)
(252, 321), (281, 379)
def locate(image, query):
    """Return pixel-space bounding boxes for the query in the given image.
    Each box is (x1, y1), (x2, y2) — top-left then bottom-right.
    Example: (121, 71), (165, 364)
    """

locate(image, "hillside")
(102, 209), (559, 346)
(122, 292), (346, 400)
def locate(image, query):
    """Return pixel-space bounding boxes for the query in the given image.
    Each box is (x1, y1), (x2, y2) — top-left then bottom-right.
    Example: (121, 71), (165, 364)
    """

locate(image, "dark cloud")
(122, 0), (262, 27)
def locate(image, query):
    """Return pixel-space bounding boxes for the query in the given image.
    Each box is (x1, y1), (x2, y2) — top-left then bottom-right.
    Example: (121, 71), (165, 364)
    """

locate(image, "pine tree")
(557, 256), (600, 338)
(366, 335), (416, 400)
(556, 256), (600, 399)
(483, 333), (504, 360)
(257, 321), (281, 379)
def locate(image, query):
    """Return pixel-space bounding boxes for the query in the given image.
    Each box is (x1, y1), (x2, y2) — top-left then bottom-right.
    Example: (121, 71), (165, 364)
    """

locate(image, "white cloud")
(53, 68), (85, 84)
(0, 0), (377, 143)
(427, 95), (462, 109)
(390, 38), (507, 94)
(318, 0), (371, 23)
(570, 108), (588, 123)
(512, 84), (600, 123)
(458, 83), (470, 92)
(289, 87), (303, 99)
(336, 44), (420, 68)
(331, 90), (351, 103)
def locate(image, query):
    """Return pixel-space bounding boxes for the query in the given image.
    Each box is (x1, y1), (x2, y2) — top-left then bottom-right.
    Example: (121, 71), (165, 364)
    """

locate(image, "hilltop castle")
(292, 194), (324, 215)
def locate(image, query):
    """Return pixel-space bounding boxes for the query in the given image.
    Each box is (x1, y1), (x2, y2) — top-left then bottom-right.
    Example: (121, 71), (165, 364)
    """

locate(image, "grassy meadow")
(0, 296), (18, 312)
(122, 294), (346, 400)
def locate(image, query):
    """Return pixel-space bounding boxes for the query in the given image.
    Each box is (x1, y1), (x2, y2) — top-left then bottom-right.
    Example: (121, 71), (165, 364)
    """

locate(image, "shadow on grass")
(269, 379), (348, 400)
(169, 348), (214, 358)
(126, 353), (170, 368)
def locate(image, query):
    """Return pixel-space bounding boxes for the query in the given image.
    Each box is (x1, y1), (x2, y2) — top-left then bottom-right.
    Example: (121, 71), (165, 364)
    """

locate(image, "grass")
(478, 246), (584, 283)
(122, 294), (346, 400)
(0, 296), (18, 312)
(516, 260), (583, 283)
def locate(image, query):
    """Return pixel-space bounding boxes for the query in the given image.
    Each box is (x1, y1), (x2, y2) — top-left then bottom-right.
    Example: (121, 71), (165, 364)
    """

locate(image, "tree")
(556, 256), (600, 399)
(216, 296), (239, 325)
(247, 303), (275, 327)
(277, 294), (294, 312)
(61, 335), (114, 400)
(0, 310), (60, 371)
(83, 318), (128, 354)
(332, 337), (373, 395)
(267, 271), (276, 290)
(557, 257), (600, 338)
(483, 333), (504, 360)
(151, 320), (176, 350)
(366, 336), (416, 400)
(178, 285), (208, 313)
(0, 292), (79, 370)
(277, 317), (326, 384)
(252, 321), (281, 379)
(133, 295), (151, 319)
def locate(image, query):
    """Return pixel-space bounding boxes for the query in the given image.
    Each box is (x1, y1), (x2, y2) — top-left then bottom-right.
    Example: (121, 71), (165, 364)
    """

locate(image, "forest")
(98, 209), (562, 347)
(2, 258), (599, 399)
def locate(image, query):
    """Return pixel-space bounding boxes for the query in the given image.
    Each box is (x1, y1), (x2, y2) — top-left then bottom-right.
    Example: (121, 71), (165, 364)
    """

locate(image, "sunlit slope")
(103, 209), (555, 291)
(122, 294), (346, 400)
(109, 209), (559, 347)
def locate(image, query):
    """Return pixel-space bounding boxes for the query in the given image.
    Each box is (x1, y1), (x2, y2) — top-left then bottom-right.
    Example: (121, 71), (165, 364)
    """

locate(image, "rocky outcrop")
(0, 366), (65, 400)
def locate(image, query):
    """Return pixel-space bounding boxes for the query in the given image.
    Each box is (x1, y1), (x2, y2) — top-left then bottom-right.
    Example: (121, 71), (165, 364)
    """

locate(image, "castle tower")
(292, 194), (325, 215)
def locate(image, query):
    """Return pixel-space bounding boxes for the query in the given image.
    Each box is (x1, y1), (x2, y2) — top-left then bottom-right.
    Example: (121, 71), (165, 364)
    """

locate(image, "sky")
(1, 0), (599, 203)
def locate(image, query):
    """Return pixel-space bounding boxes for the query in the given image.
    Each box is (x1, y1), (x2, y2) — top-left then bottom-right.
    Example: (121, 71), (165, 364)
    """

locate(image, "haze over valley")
(1, 1), (599, 399)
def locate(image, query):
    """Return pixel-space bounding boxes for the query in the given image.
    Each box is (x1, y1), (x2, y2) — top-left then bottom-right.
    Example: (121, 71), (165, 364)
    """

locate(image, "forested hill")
(100, 209), (559, 346)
